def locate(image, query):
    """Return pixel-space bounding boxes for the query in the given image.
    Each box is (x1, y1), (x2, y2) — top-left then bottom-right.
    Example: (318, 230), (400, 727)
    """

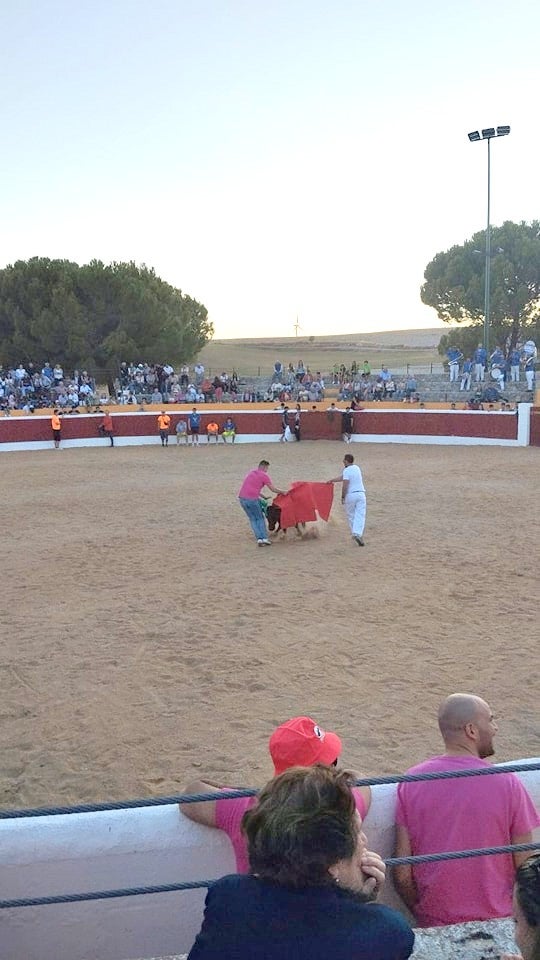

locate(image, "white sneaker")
(258, 539), (272, 546)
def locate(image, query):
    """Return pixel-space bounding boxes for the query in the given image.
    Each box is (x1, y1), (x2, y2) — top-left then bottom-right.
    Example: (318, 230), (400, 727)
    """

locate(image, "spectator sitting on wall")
(222, 417), (236, 443)
(175, 418), (188, 444)
(206, 421), (220, 443)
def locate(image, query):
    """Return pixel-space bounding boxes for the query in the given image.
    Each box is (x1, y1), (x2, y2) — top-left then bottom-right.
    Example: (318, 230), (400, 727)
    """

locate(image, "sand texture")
(1, 441), (538, 810)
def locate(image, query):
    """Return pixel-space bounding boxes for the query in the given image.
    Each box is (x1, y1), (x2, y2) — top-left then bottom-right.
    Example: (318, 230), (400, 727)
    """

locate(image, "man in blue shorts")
(189, 407), (201, 446)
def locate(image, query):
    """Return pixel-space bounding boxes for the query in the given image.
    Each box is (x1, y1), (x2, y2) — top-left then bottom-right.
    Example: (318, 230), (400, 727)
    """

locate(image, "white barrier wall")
(0, 760), (538, 960)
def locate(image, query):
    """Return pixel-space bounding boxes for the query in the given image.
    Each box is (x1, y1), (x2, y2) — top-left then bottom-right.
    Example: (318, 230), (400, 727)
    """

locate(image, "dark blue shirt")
(188, 874), (414, 960)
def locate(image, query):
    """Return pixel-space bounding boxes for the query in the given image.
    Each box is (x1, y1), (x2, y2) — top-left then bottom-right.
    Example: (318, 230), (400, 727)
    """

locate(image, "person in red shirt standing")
(157, 411), (171, 446)
(98, 412), (114, 446)
(51, 410), (62, 449)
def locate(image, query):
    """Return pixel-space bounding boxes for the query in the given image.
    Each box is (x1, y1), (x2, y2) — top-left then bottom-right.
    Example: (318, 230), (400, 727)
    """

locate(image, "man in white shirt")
(327, 453), (367, 546)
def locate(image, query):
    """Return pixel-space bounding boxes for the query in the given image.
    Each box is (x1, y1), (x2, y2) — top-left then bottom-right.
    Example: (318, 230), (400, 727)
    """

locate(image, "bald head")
(438, 694), (490, 738)
(438, 693), (497, 757)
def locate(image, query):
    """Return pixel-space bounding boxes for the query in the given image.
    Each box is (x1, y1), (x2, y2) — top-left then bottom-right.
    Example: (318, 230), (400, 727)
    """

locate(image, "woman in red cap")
(181, 716), (371, 873)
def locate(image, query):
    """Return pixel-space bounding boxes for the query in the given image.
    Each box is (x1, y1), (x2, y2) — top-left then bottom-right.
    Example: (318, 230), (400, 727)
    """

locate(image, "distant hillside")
(196, 328), (443, 376)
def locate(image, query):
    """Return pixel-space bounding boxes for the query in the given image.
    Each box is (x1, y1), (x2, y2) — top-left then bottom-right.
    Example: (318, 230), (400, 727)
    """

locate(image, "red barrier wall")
(0, 407), (522, 446)
(356, 410), (517, 440)
(530, 409), (540, 446)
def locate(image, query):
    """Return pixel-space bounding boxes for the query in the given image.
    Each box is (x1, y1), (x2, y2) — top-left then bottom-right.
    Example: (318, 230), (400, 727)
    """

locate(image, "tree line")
(0, 258), (213, 373)
(421, 220), (540, 358)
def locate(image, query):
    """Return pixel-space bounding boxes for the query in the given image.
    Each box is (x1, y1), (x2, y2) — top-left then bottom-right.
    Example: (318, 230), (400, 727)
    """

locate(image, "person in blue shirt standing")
(446, 346), (462, 383)
(490, 347), (506, 389)
(509, 347), (521, 383)
(473, 343), (488, 382)
(188, 407), (201, 446)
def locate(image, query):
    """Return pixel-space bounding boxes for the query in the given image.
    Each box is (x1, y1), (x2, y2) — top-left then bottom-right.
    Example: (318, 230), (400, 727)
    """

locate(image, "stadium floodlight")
(467, 124), (511, 355)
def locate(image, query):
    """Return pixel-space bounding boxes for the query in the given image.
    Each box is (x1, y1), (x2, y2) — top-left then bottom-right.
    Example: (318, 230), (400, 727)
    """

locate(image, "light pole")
(467, 125), (510, 357)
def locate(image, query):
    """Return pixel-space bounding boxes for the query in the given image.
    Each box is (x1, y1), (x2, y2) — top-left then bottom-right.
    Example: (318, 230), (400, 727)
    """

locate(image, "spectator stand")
(0, 362), (97, 413)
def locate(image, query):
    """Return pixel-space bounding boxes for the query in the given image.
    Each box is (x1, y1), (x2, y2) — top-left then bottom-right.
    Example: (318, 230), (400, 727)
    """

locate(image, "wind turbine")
(294, 315), (302, 337)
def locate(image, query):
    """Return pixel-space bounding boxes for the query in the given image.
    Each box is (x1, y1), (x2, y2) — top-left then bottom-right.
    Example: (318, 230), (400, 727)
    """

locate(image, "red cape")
(272, 482), (334, 528)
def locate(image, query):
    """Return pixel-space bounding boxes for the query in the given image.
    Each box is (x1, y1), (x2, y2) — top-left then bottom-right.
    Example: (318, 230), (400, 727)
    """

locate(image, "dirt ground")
(1, 440), (538, 810)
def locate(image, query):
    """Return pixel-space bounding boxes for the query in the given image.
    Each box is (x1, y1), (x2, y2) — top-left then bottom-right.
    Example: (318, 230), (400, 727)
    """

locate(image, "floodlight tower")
(467, 126), (510, 356)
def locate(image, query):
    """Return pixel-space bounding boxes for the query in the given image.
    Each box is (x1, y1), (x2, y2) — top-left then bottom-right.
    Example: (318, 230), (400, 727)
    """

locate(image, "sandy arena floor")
(1, 440), (538, 810)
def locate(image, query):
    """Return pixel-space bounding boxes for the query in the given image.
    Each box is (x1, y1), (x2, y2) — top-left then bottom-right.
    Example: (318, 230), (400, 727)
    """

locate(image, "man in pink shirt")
(394, 693), (540, 927)
(237, 459), (285, 546)
(181, 716), (372, 873)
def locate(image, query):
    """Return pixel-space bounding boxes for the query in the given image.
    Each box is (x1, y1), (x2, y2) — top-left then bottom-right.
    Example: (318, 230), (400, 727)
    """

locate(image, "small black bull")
(266, 503), (305, 537)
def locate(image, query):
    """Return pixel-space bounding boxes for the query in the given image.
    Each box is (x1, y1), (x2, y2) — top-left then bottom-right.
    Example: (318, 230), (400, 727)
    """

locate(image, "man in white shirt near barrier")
(327, 453), (367, 547)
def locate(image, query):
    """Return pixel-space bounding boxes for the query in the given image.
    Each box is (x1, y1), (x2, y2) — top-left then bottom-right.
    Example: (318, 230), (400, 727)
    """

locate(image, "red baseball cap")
(269, 716), (342, 775)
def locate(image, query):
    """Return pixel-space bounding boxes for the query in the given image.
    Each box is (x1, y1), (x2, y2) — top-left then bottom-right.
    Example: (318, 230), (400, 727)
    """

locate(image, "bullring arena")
(1, 406), (539, 960)
(2, 420), (538, 809)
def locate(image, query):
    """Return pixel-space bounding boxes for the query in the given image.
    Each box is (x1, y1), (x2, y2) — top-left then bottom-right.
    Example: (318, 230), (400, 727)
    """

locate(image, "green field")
(197, 328), (443, 378)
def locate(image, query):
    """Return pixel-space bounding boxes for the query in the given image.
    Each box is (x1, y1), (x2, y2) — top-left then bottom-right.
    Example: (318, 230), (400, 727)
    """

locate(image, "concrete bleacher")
(242, 369), (535, 405)
(405, 372), (533, 404)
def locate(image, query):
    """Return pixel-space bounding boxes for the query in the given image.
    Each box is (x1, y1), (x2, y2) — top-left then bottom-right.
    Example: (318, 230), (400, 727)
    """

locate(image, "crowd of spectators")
(0, 361), (98, 413)
(266, 360), (326, 403)
(6, 346), (533, 416)
(116, 361), (244, 405)
(327, 361), (421, 404)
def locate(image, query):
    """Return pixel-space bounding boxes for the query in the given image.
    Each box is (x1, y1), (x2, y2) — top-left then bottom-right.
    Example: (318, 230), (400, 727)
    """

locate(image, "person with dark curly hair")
(503, 855), (540, 960)
(187, 765), (414, 960)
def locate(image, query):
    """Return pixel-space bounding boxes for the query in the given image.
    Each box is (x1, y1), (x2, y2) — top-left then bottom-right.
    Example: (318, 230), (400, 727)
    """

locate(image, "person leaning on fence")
(187, 764), (412, 960)
(393, 693), (540, 928)
(180, 715), (371, 873)
(502, 854), (540, 960)
(98, 411), (114, 446)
